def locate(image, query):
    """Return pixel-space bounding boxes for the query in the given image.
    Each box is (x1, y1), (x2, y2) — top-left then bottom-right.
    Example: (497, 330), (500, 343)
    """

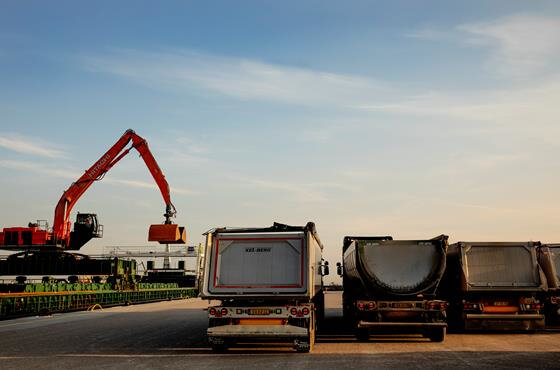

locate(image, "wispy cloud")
(458, 14), (560, 78)
(408, 14), (560, 79)
(404, 26), (452, 41)
(357, 74), (560, 128)
(0, 133), (67, 158)
(0, 159), (77, 178)
(0, 159), (198, 196)
(104, 178), (199, 196)
(228, 175), (356, 203)
(82, 48), (392, 108)
(81, 16), (560, 139)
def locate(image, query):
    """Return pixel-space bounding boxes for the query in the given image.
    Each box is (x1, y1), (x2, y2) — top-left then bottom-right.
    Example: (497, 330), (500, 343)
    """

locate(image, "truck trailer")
(442, 242), (546, 331)
(199, 222), (328, 352)
(538, 244), (560, 325)
(339, 235), (449, 342)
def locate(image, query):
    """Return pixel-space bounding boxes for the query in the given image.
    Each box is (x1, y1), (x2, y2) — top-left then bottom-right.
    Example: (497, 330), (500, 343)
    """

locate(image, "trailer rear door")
(208, 232), (307, 294)
(463, 244), (541, 288)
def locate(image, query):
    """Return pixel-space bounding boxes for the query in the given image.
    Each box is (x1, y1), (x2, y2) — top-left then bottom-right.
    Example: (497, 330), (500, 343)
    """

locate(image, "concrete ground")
(0, 292), (559, 369)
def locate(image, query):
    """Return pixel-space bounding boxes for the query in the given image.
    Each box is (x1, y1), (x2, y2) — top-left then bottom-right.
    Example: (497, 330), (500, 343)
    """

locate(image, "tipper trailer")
(538, 244), (560, 324)
(442, 242), (546, 331)
(339, 235), (449, 342)
(199, 222), (329, 352)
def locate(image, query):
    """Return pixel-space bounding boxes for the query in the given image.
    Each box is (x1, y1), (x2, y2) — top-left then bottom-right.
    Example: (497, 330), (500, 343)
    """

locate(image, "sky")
(1, 1), (560, 283)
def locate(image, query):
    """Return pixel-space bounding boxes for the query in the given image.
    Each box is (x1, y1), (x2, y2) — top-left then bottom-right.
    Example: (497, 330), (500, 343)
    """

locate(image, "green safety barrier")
(0, 288), (198, 319)
(0, 282), (183, 294)
(138, 283), (179, 290)
(23, 283), (113, 293)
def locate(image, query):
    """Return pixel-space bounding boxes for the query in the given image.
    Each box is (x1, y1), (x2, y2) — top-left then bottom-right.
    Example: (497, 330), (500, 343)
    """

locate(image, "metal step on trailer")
(0, 286), (198, 319)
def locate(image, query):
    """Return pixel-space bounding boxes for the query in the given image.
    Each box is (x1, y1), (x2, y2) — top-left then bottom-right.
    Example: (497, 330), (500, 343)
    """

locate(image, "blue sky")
(1, 1), (560, 281)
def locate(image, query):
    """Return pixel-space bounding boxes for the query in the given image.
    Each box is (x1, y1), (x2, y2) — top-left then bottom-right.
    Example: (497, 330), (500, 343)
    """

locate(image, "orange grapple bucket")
(148, 224), (187, 244)
(166, 226), (187, 244)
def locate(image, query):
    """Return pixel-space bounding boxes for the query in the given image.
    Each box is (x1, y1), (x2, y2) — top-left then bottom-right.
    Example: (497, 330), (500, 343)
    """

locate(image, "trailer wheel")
(355, 328), (369, 342)
(295, 313), (315, 353)
(428, 327), (446, 342)
(211, 344), (228, 352)
(209, 337), (229, 352)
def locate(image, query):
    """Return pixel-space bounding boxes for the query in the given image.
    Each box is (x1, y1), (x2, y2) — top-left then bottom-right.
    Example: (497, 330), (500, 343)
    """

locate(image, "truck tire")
(295, 313), (315, 353)
(428, 327), (446, 342)
(211, 343), (229, 352)
(355, 328), (369, 342)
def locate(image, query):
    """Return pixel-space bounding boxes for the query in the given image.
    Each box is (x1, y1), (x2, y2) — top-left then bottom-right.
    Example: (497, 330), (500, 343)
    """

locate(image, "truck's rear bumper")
(208, 324), (308, 338)
(463, 313), (545, 331)
(357, 320), (446, 328)
(466, 314), (544, 320)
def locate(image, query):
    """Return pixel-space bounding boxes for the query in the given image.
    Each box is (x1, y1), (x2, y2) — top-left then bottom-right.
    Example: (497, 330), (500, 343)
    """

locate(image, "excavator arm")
(52, 129), (184, 248)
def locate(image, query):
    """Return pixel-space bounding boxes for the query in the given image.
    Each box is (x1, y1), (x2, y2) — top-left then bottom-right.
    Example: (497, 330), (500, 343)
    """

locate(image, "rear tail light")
(220, 308), (228, 316)
(302, 307), (310, 316)
(209, 307), (217, 316)
(463, 303), (478, 310)
(290, 307), (298, 316)
(356, 301), (376, 311)
(428, 301), (446, 310)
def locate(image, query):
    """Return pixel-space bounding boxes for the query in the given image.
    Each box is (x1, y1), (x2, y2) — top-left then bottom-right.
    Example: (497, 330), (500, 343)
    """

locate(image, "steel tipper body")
(538, 244), (560, 325)
(442, 242), (546, 331)
(340, 235), (449, 342)
(199, 222), (328, 352)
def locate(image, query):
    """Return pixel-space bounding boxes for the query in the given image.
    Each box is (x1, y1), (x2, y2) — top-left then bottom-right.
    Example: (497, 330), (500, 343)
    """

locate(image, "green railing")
(0, 287), (197, 319)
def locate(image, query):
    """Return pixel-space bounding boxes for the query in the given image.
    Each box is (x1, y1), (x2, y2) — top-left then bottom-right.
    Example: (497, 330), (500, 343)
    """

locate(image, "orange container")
(148, 224), (180, 242)
(148, 224), (187, 244)
(166, 226), (187, 244)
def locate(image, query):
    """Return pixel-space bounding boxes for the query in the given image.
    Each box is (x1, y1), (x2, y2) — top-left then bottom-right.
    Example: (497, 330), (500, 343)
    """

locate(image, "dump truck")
(199, 222), (329, 352)
(538, 244), (560, 325)
(442, 242), (546, 331)
(339, 235), (449, 342)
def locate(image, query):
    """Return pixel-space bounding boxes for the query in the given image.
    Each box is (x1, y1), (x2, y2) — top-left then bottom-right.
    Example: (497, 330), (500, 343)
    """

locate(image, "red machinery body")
(0, 129), (185, 250)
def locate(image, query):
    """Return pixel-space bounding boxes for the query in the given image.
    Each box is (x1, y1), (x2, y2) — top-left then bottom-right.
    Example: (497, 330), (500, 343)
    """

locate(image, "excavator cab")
(68, 213), (103, 250)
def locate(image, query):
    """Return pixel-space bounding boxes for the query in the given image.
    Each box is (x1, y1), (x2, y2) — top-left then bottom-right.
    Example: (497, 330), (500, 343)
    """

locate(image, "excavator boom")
(0, 129), (186, 250)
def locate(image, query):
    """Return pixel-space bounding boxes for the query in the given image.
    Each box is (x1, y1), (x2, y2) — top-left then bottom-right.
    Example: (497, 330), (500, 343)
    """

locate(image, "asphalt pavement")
(0, 292), (559, 369)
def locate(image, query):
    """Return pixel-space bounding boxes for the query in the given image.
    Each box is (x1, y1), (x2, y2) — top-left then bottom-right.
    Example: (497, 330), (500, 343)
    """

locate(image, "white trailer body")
(199, 222), (327, 352)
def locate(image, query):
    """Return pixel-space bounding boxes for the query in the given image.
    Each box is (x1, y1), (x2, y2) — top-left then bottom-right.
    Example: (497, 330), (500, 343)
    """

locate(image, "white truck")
(199, 222), (328, 352)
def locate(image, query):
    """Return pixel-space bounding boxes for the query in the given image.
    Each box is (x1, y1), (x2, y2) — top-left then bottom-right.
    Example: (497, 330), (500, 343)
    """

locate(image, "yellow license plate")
(393, 303), (412, 308)
(248, 309), (271, 315)
(494, 301), (509, 306)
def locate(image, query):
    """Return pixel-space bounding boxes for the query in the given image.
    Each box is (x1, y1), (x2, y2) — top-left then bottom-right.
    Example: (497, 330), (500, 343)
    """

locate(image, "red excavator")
(0, 129), (186, 250)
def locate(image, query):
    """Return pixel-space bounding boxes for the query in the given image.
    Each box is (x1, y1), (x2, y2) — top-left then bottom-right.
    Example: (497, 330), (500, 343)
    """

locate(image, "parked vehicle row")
(198, 222), (560, 352)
